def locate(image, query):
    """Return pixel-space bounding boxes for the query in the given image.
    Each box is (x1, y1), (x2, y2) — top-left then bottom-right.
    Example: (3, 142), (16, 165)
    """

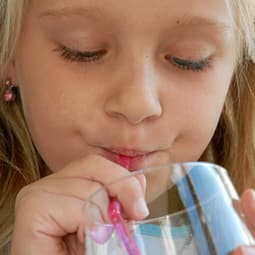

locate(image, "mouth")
(101, 147), (155, 170)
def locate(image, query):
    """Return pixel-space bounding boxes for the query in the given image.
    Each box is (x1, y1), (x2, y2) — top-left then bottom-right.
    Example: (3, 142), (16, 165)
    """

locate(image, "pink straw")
(108, 198), (142, 255)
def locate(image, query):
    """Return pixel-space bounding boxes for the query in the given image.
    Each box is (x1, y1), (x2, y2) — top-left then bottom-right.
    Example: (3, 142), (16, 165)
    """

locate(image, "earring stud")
(3, 79), (16, 102)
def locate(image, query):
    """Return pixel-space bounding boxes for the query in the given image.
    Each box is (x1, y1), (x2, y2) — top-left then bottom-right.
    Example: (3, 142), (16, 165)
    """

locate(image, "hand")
(231, 189), (255, 254)
(10, 155), (148, 255)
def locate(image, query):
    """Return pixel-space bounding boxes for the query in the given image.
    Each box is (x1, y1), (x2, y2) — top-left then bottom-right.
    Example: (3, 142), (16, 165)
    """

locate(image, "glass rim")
(84, 161), (227, 204)
(90, 191), (221, 226)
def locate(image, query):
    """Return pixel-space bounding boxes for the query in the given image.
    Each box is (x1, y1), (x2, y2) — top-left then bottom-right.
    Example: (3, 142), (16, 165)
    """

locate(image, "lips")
(101, 148), (152, 169)
(106, 148), (149, 157)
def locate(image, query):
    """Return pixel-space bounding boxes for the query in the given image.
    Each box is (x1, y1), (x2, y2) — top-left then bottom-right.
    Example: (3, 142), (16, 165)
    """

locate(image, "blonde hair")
(0, 1), (46, 252)
(0, 0), (255, 253)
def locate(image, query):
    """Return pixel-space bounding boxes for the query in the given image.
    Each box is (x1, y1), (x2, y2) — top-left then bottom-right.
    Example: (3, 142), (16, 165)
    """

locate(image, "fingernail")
(88, 206), (113, 244)
(90, 225), (113, 244)
(240, 246), (255, 255)
(251, 190), (255, 200)
(135, 197), (149, 218)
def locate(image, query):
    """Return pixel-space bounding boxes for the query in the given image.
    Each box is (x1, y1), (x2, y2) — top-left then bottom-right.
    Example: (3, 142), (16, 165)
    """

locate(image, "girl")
(0, 0), (255, 254)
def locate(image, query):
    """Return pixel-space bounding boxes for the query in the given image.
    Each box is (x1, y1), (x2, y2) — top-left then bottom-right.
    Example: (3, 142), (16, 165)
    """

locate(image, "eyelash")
(54, 45), (212, 72)
(165, 55), (212, 72)
(54, 45), (107, 63)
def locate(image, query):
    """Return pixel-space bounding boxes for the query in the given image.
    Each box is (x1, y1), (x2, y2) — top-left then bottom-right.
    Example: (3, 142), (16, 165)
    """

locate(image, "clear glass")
(83, 162), (254, 255)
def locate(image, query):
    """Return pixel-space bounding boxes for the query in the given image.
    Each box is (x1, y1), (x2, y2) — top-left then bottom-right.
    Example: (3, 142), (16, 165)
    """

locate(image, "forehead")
(26, 0), (235, 39)
(29, 0), (231, 21)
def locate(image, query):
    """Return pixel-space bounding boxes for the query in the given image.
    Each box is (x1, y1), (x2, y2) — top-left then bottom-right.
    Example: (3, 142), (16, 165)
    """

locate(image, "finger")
(79, 165), (147, 242)
(53, 154), (129, 182)
(16, 177), (103, 204)
(15, 155), (148, 247)
(19, 155), (148, 220)
(105, 173), (148, 220)
(16, 181), (111, 249)
(12, 190), (86, 255)
(64, 234), (85, 255)
(57, 155), (149, 220)
(230, 245), (255, 255)
(83, 197), (113, 244)
(15, 177), (111, 226)
(136, 174), (147, 195)
(240, 189), (255, 236)
(132, 152), (172, 203)
(16, 179), (111, 244)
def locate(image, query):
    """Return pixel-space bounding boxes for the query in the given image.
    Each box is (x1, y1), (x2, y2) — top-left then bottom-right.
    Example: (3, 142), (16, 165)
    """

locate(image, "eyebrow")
(175, 15), (232, 33)
(39, 6), (232, 33)
(39, 6), (103, 20)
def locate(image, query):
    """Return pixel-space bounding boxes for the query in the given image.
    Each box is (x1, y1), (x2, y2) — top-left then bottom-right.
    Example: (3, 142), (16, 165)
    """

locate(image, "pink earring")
(3, 79), (16, 102)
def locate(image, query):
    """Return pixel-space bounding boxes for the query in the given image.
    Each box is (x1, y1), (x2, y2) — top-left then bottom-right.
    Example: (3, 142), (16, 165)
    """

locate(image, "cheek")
(14, 63), (93, 170)
(14, 30), (102, 170)
(168, 105), (222, 162)
(17, 77), (103, 169)
(165, 67), (232, 161)
(19, 92), (79, 170)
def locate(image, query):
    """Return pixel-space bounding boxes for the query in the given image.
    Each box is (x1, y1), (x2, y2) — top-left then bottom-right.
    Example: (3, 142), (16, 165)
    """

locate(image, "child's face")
(11, 0), (236, 171)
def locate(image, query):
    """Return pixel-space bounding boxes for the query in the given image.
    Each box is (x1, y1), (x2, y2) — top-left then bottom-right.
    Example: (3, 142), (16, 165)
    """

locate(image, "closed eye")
(54, 45), (107, 62)
(165, 55), (213, 72)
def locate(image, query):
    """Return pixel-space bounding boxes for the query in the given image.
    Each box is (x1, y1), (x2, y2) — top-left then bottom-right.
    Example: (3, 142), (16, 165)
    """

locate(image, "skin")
(5, 0), (255, 254)
(13, 0), (236, 171)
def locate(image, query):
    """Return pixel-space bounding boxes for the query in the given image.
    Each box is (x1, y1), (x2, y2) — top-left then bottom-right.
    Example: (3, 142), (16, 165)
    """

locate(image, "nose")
(104, 63), (162, 125)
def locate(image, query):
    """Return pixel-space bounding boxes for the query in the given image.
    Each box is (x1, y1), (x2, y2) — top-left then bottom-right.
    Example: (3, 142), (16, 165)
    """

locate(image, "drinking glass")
(83, 162), (254, 255)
